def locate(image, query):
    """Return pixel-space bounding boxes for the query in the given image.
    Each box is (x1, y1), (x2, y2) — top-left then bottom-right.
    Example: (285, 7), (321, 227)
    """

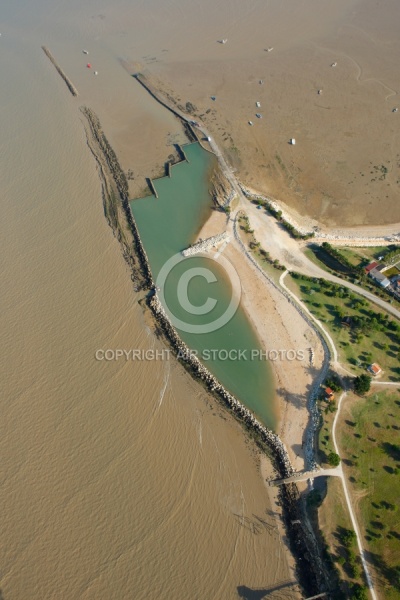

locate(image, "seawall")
(133, 74), (199, 145)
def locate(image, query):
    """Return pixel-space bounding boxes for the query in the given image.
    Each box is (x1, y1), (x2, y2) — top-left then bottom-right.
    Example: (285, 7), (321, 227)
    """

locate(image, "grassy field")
(339, 390), (400, 599)
(303, 246), (400, 309)
(318, 395), (338, 463)
(336, 247), (388, 268)
(317, 477), (366, 596)
(287, 273), (400, 381)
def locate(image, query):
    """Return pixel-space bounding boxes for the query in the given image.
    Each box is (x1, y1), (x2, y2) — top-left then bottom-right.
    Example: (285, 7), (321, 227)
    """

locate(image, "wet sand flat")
(123, 0), (400, 228)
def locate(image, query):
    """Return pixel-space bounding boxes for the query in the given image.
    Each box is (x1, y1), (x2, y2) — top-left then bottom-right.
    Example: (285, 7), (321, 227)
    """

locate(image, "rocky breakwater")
(149, 294), (293, 478)
(149, 293), (327, 595)
(81, 107), (154, 290)
(182, 232), (230, 256)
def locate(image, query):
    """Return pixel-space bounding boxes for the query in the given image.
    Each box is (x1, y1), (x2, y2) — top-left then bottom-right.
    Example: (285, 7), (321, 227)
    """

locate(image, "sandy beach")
(195, 206), (324, 472)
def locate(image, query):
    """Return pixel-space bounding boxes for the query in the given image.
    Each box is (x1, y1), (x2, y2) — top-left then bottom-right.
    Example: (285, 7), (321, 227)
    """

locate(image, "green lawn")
(318, 396), (338, 463)
(287, 274), (400, 381)
(302, 246), (400, 310)
(340, 390), (400, 599)
(318, 477), (365, 596)
(383, 266), (400, 278)
(337, 247), (387, 268)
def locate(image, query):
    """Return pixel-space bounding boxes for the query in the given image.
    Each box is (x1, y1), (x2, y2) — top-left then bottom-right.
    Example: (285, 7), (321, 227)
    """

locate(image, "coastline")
(130, 71), (400, 246)
(80, 103), (330, 597)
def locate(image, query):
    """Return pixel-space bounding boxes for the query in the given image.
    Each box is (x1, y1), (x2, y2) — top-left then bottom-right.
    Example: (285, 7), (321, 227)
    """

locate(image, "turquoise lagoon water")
(130, 143), (276, 428)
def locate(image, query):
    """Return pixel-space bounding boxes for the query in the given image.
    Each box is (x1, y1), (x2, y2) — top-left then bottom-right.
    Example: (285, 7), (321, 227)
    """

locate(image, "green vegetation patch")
(287, 273), (400, 380)
(304, 244), (400, 307)
(382, 266), (400, 278)
(317, 478), (367, 597)
(340, 390), (400, 599)
(237, 213), (286, 284)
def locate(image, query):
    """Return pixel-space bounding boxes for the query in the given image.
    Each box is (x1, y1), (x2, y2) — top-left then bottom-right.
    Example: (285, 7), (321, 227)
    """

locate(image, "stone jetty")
(149, 294), (294, 477)
(42, 46), (78, 97)
(182, 232), (230, 256)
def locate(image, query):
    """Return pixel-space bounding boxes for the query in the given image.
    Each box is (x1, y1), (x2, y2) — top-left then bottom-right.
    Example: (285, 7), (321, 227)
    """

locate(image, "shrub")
(327, 452), (341, 467)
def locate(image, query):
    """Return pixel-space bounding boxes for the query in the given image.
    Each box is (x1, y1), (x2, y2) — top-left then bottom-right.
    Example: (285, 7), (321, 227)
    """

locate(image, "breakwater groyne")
(182, 232), (229, 256)
(81, 106), (154, 290)
(146, 178), (159, 199)
(133, 74), (198, 143)
(149, 293), (326, 595)
(42, 46), (78, 97)
(150, 295), (293, 475)
(81, 105), (328, 598)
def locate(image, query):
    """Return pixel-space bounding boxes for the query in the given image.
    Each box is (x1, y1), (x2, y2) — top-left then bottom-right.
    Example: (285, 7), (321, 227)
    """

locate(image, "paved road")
(332, 392), (378, 600)
(245, 201), (400, 320)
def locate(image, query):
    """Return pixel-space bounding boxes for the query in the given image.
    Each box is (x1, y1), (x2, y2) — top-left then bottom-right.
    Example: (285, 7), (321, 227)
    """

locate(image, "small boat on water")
(248, 121), (253, 126)
(218, 39), (228, 44)
(256, 113), (262, 119)
(331, 62), (337, 67)
(256, 101), (261, 107)
(82, 50), (89, 54)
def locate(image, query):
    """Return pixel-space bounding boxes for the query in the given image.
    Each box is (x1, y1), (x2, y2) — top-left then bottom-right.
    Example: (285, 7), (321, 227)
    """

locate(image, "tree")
(325, 375), (342, 392)
(327, 452), (341, 467)
(353, 374), (371, 396)
(351, 583), (368, 599)
(341, 528), (356, 547)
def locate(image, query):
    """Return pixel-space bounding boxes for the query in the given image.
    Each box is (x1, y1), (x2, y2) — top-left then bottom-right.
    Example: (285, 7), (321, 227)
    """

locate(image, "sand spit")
(41, 46), (78, 97)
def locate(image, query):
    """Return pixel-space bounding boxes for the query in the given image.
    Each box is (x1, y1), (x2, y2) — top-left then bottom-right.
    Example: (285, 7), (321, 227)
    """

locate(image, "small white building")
(290, 138), (296, 145)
